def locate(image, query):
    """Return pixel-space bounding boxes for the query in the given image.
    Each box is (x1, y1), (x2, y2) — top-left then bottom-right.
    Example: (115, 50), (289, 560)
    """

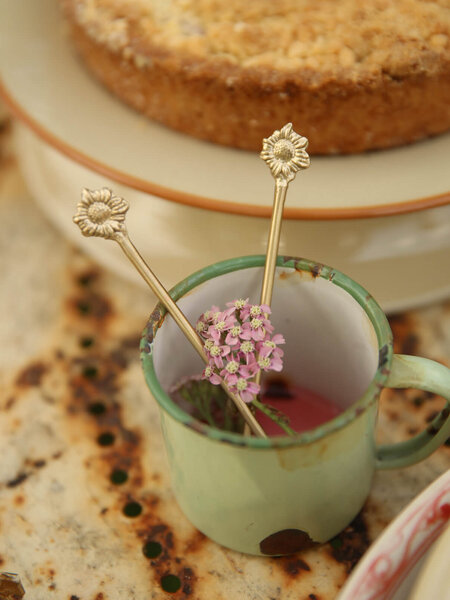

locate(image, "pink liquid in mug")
(258, 380), (342, 436)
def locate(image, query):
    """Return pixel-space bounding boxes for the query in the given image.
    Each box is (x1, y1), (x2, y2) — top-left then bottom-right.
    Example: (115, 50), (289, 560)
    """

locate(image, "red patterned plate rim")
(337, 470), (450, 600)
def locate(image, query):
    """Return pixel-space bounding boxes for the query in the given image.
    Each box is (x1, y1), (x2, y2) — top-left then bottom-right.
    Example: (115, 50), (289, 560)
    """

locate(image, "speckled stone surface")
(0, 113), (449, 599)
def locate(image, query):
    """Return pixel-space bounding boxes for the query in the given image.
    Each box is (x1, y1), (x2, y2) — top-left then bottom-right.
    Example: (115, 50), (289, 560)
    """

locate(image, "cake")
(60, 0), (450, 154)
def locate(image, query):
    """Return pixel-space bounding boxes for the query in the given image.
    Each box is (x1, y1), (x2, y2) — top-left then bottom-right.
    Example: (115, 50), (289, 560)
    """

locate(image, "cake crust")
(61, 0), (450, 154)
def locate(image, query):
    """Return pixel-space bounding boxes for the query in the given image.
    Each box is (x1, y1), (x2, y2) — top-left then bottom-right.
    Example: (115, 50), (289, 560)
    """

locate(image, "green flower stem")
(179, 386), (215, 427)
(223, 401), (233, 431)
(252, 398), (296, 436)
(174, 379), (295, 436)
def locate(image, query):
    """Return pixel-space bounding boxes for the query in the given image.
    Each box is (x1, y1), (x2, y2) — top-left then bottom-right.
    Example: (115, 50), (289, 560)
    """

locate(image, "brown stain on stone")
(179, 566), (196, 596)
(281, 557), (311, 576)
(14, 494), (25, 506)
(6, 472), (28, 488)
(385, 410), (400, 422)
(327, 512), (371, 573)
(69, 291), (113, 325)
(184, 530), (207, 554)
(15, 361), (48, 387)
(401, 334), (419, 355)
(260, 529), (317, 555)
(54, 348), (65, 361)
(139, 523), (168, 540)
(0, 116), (11, 134)
(119, 334), (142, 351)
(388, 314), (420, 355)
(0, 117), (12, 166)
(165, 531), (174, 550)
(5, 397), (15, 410)
(65, 327), (144, 475)
(69, 358), (122, 410)
(77, 268), (100, 288)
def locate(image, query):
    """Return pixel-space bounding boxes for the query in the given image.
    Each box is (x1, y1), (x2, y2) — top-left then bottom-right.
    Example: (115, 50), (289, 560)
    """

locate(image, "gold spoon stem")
(249, 179), (288, 417)
(118, 233), (204, 359)
(241, 180), (288, 435)
(260, 179), (288, 307)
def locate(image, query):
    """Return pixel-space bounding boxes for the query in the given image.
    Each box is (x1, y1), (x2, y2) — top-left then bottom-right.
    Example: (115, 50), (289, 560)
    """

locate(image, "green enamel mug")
(140, 256), (450, 556)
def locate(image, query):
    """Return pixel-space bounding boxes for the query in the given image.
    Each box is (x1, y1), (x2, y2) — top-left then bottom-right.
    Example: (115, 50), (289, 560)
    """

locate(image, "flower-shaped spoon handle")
(73, 188), (266, 438)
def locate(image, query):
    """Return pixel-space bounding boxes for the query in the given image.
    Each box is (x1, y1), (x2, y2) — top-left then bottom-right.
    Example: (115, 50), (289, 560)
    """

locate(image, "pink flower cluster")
(196, 299), (285, 403)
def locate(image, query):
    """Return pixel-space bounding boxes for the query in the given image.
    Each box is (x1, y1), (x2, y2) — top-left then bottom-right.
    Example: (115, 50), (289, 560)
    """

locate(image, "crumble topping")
(66, 0), (449, 80)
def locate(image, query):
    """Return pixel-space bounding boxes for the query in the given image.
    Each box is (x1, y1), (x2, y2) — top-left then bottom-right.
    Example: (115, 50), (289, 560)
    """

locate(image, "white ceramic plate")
(337, 470), (450, 600)
(0, 0), (449, 219)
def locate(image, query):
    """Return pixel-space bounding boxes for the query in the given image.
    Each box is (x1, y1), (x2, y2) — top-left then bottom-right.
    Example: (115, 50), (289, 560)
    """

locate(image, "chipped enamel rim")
(140, 255), (393, 448)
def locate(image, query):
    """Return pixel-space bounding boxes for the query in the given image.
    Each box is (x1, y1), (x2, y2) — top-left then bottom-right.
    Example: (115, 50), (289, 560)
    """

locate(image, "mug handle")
(376, 354), (450, 470)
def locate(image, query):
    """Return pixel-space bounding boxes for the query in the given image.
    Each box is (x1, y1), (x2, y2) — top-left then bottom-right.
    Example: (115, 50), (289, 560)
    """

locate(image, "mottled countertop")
(0, 114), (449, 600)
